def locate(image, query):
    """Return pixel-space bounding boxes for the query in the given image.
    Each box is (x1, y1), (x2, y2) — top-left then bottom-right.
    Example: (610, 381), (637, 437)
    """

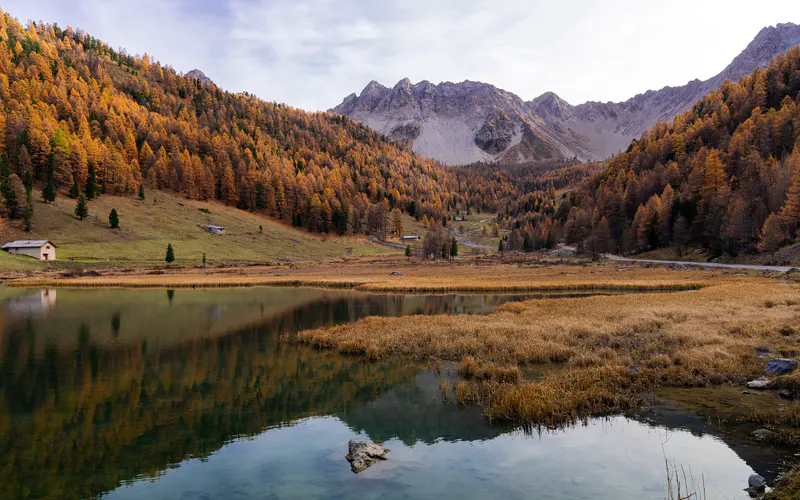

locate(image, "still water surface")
(0, 287), (783, 499)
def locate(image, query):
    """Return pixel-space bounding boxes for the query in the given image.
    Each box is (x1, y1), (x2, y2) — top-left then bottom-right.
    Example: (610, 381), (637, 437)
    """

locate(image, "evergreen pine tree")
(74, 194), (89, 220)
(165, 243), (175, 266)
(23, 171), (33, 191)
(202, 252), (207, 266)
(69, 178), (80, 198)
(405, 245), (412, 259)
(138, 183), (145, 201)
(109, 208), (119, 228)
(450, 237), (458, 258)
(42, 181), (56, 203)
(86, 164), (98, 199)
(23, 189), (33, 232)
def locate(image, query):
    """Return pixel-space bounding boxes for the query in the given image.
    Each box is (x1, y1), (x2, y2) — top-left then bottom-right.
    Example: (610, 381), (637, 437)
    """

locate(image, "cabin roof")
(2, 240), (57, 249)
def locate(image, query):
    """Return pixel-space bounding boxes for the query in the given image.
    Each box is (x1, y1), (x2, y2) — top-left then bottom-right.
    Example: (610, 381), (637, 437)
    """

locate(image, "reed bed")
(767, 468), (800, 499)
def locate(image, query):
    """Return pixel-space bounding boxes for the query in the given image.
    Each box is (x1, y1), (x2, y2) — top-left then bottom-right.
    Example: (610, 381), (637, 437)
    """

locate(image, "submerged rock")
(346, 440), (388, 473)
(752, 428), (774, 441)
(747, 376), (773, 389)
(765, 358), (798, 376)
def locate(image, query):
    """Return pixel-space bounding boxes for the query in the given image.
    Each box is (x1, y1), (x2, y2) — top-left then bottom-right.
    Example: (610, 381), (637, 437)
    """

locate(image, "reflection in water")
(0, 287), (785, 499)
(3, 289), (57, 317)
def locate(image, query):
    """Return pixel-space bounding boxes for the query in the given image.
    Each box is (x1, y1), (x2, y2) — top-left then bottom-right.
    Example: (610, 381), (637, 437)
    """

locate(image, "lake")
(0, 287), (787, 499)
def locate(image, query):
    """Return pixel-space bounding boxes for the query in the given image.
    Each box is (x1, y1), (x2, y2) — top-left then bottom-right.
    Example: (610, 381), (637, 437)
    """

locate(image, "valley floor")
(4, 255), (800, 497)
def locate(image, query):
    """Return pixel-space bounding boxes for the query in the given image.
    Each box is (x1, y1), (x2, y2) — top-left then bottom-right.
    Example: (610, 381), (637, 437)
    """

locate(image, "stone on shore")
(747, 376), (772, 389)
(765, 358), (798, 376)
(748, 473), (766, 491)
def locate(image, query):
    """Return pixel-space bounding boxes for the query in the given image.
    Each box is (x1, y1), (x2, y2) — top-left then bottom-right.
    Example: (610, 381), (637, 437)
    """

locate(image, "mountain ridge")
(331, 22), (800, 165)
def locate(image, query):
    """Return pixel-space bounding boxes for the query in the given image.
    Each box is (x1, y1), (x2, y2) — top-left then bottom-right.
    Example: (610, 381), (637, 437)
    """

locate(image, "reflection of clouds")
(207, 304), (225, 321)
(4, 289), (57, 318)
(105, 414), (756, 500)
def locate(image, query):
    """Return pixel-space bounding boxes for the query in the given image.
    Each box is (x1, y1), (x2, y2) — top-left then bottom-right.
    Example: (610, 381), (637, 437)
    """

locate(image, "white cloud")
(4, 1), (800, 110)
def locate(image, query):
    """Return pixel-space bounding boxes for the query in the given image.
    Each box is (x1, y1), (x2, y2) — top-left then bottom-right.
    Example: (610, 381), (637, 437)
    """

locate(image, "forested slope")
(561, 47), (800, 256)
(0, 10), (463, 235)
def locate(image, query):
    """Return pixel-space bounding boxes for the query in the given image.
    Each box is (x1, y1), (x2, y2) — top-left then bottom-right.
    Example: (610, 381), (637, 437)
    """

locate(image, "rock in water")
(765, 358), (798, 376)
(346, 440), (388, 473)
(748, 473), (766, 491)
(752, 429), (775, 441)
(747, 376), (773, 389)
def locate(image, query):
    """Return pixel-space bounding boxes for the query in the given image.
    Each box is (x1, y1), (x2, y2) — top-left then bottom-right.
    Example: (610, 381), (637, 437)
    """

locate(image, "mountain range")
(331, 23), (800, 165)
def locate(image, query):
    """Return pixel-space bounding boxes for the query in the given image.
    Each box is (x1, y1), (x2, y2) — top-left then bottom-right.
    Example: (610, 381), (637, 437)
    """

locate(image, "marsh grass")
(665, 460), (706, 500)
(767, 468), (800, 499)
(297, 281), (800, 427)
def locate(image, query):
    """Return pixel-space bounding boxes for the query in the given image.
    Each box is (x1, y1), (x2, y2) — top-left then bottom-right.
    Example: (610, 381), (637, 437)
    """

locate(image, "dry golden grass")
(457, 356), (521, 384)
(767, 468), (800, 500)
(7, 258), (713, 291)
(296, 280), (800, 426)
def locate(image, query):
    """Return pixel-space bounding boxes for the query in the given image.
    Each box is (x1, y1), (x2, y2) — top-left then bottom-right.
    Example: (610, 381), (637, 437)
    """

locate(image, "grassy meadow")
(8, 257), (714, 290)
(0, 189), (392, 270)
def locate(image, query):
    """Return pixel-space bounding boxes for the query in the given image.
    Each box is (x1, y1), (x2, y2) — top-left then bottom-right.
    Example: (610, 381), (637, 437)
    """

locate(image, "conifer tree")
(70, 179), (80, 198)
(138, 183), (145, 201)
(86, 165), (98, 200)
(3, 174), (20, 218)
(450, 236), (458, 258)
(23, 189), (32, 232)
(42, 181), (56, 203)
(109, 208), (119, 228)
(165, 243), (175, 266)
(405, 244), (412, 259)
(74, 194), (88, 220)
(22, 171), (33, 192)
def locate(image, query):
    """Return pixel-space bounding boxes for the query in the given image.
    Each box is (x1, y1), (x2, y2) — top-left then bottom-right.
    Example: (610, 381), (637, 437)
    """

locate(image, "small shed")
(401, 235), (420, 242)
(202, 225), (227, 235)
(2, 240), (57, 261)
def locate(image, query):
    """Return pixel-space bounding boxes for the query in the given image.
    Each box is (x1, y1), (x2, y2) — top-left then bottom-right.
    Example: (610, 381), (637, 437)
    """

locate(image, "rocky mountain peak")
(530, 91), (573, 119)
(331, 23), (800, 165)
(186, 69), (212, 85)
(362, 80), (387, 95)
(718, 23), (800, 83)
(393, 77), (413, 89)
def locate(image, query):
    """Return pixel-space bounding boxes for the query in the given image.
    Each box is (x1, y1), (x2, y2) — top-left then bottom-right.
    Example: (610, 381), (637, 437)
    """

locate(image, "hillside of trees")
(0, 10), (613, 243)
(557, 46), (800, 257)
(0, 11), (463, 237)
(8, 9), (795, 259)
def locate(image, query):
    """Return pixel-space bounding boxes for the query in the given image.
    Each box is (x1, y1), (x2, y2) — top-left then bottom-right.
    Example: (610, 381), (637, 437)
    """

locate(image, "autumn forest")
(0, 9), (799, 257)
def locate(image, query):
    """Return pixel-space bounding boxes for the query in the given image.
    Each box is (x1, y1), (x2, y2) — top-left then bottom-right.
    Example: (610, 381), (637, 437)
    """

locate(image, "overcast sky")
(4, 1), (800, 111)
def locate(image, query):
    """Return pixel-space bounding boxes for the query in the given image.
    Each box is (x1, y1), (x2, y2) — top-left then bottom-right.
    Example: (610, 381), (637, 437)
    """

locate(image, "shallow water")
(0, 287), (785, 499)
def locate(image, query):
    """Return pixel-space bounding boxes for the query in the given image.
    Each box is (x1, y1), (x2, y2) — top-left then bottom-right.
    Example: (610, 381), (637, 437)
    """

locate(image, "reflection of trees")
(341, 371), (511, 446)
(0, 303), (417, 500)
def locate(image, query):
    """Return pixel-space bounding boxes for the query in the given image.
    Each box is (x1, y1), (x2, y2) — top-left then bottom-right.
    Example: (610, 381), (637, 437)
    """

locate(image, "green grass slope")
(0, 189), (393, 269)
